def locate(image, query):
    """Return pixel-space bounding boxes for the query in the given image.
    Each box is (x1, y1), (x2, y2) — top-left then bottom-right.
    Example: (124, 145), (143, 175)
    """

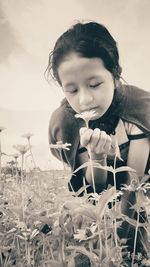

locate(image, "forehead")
(58, 53), (106, 82)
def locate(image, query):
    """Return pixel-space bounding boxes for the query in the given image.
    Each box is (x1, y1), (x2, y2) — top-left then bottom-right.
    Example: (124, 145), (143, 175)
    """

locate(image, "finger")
(79, 127), (88, 136)
(90, 128), (101, 151)
(95, 131), (108, 154)
(80, 128), (93, 147)
(103, 135), (112, 154)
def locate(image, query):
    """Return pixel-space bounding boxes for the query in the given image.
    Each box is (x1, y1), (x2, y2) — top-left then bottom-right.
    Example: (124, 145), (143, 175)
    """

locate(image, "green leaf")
(17, 234), (27, 240)
(92, 162), (114, 173)
(115, 166), (136, 173)
(73, 161), (114, 174)
(73, 205), (97, 220)
(96, 187), (122, 220)
(73, 162), (93, 173)
(67, 257), (75, 267)
(30, 229), (40, 240)
(6, 228), (17, 234)
(44, 260), (63, 267)
(67, 245), (99, 265)
(72, 185), (91, 197)
(141, 174), (150, 183)
(123, 215), (149, 227)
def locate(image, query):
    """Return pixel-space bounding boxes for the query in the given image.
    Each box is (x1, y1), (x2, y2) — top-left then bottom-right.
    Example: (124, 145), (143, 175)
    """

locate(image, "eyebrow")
(87, 75), (103, 81)
(63, 75), (104, 89)
(64, 76), (103, 86)
(63, 82), (76, 88)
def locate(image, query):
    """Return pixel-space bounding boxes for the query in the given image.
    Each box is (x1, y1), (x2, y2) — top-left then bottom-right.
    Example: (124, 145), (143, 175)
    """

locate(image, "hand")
(79, 127), (112, 159)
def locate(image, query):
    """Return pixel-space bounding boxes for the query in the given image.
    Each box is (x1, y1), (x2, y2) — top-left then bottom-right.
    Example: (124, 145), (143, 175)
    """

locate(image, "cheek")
(94, 87), (114, 107)
(64, 94), (79, 110)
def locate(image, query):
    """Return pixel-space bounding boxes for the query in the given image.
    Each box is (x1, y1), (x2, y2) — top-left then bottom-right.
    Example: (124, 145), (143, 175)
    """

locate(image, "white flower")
(109, 134), (123, 161)
(21, 133), (34, 140)
(13, 144), (30, 155)
(49, 141), (71, 150)
(75, 110), (97, 126)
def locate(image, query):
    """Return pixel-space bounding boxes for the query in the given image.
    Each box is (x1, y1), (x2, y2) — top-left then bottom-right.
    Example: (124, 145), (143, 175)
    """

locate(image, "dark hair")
(45, 21), (122, 85)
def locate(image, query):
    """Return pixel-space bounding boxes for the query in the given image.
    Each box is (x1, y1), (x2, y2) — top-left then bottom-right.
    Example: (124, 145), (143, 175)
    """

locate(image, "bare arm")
(127, 138), (150, 176)
(78, 150), (107, 190)
(78, 127), (112, 191)
(121, 137), (150, 216)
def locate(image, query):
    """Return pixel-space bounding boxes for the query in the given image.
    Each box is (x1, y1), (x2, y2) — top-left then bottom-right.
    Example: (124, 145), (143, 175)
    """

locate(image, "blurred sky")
(0, 0), (150, 169)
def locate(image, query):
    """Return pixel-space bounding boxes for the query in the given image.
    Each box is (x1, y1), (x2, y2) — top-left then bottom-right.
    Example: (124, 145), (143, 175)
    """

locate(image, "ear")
(114, 78), (121, 89)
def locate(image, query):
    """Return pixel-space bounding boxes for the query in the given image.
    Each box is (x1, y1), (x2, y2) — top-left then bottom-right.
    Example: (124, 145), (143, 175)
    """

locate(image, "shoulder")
(118, 84), (150, 137)
(119, 84), (150, 103)
(122, 84), (150, 106)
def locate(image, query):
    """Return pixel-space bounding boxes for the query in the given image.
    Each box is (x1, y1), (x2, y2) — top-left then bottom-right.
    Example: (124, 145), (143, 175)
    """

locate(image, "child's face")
(58, 53), (115, 120)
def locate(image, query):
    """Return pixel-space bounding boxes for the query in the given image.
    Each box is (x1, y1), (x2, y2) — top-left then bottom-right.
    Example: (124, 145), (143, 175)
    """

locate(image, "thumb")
(79, 127), (88, 136)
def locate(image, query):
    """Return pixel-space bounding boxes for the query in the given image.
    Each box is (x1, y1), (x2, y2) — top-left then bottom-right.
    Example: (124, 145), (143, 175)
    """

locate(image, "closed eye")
(90, 82), (103, 88)
(64, 88), (78, 94)
(68, 89), (78, 94)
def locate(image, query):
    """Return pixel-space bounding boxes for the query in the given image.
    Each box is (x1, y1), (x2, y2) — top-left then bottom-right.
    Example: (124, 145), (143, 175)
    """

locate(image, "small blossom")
(74, 229), (87, 241)
(121, 177), (150, 193)
(11, 153), (20, 159)
(13, 144), (30, 155)
(109, 134), (123, 161)
(75, 110), (97, 126)
(21, 133), (34, 140)
(74, 223), (97, 242)
(121, 178), (139, 192)
(49, 141), (71, 150)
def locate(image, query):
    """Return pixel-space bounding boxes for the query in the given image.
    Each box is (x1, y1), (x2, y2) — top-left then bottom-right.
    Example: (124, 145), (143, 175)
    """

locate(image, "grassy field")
(0, 167), (150, 267)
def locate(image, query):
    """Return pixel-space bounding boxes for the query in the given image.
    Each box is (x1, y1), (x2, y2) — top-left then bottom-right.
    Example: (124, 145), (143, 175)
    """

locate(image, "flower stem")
(59, 149), (66, 170)
(21, 154), (25, 221)
(28, 138), (37, 169)
(88, 145), (96, 193)
(27, 242), (31, 266)
(113, 155), (118, 247)
(104, 214), (108, 258)
(131, 205), (139, 267)
(98, 223), (103, 261)
(85, 120), (96, 193)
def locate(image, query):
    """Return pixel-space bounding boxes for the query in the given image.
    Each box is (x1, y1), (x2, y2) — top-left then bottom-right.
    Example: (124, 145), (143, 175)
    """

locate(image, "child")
(46, 22), (150, 256)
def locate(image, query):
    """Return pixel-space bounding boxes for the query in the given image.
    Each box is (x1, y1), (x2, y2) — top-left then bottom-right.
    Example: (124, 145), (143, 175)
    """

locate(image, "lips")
(80, 107), (98, 113)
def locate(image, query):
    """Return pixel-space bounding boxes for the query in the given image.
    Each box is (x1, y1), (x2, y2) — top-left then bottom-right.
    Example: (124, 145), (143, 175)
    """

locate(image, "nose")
(79, 89), (94, 110)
